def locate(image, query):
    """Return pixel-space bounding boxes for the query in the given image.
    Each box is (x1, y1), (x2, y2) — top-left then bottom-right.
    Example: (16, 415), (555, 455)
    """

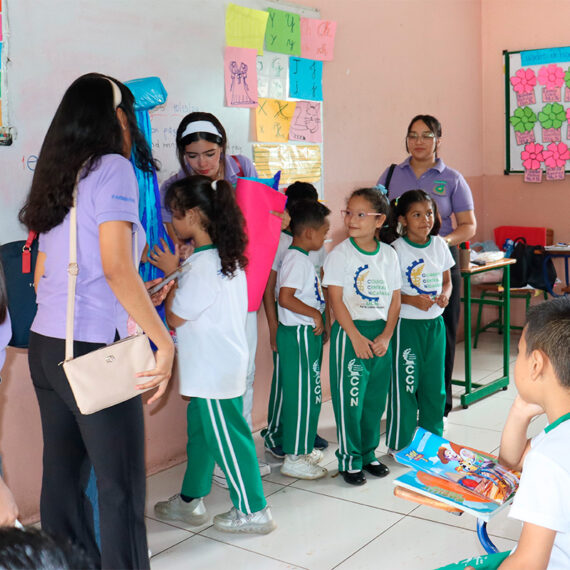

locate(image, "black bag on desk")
(0, 232), (38, 348)
(510, 237), (556, 290)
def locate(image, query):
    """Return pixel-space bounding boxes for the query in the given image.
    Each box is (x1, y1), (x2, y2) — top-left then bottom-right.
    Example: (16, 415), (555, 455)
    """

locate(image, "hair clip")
(211, 180), (218, 192)
(394, 197), (399, 206)
(374, 184), (388, 196)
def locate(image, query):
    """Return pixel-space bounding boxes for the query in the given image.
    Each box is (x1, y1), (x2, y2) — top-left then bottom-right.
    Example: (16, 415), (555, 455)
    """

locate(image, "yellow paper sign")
(253, 144), (321, 184)
(225, 3), (269, 56)
(256, 98), (297, 143)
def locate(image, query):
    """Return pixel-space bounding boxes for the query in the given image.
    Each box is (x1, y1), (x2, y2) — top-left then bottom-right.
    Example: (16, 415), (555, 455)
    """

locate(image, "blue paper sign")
(520, 46), (570, 66)
(289, 57), (323, 101)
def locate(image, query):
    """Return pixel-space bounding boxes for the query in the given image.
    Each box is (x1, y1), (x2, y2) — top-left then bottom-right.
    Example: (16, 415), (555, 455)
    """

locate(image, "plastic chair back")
(494, 226), (547, 250)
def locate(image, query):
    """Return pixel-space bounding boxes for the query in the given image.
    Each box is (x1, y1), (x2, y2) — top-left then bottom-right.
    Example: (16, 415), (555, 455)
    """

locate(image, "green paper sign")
(509, 106), (537, 133)
(265, 8), (301, 56)
(538, 102), (565, 129)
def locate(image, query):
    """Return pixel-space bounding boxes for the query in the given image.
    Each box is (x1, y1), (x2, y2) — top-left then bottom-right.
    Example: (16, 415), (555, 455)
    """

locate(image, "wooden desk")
(454, 258), (517, 408)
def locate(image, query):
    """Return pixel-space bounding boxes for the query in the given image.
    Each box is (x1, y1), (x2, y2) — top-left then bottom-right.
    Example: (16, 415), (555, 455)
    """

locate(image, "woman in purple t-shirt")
(18, 73), (174, 570)
(377, 114), (476, 419)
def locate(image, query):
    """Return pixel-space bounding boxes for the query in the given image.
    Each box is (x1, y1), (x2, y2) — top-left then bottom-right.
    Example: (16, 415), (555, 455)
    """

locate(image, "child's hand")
(322, 320), (332, 345)
(269, 322), (278, 352)
(313, 312), (324, 335)
(371, 333), (390, 357)
(148, 239), (180, 275)
(350, 332), (374, 359)
(434, 294), (449, 308)
(413, 294), (436, 311)
(145, 278), (176, 306)
(512, 394), (545, 420)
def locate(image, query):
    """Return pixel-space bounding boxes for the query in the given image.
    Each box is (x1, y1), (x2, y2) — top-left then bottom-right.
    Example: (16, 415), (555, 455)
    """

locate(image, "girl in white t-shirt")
(323, 188), (401, 486)
(155, 175), (275, 535)
(385, 190), (455, 452)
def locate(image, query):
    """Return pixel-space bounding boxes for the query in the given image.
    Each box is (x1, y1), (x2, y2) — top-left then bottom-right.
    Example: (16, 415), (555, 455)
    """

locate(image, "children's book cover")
(393, 428), (520, 513)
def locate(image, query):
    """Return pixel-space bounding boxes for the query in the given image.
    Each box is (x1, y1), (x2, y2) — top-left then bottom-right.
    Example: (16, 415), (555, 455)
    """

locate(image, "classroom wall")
(2, 0), (569, 523)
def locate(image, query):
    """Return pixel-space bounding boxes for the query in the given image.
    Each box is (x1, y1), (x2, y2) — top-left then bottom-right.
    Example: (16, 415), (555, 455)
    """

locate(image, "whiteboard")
(0, 0), (320, 242)
(504, 46), (570, 174)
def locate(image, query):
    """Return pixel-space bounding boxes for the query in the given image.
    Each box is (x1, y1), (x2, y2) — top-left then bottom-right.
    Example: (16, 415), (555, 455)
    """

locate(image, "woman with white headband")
(150, 112), (273, 486)
(18, 73), (175, 569)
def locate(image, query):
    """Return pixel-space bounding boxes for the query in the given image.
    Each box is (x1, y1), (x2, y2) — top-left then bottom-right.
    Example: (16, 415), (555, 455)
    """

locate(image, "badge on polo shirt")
(433, 181), (447, 195)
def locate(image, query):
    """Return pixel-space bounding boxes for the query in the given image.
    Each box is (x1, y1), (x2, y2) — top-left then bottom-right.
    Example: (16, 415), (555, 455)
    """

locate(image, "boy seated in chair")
(440, 297), (570, 569)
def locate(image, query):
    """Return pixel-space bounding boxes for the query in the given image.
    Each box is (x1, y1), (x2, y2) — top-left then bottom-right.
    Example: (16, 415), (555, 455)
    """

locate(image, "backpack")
(0, 232), (38, 348)
(509, 237), (556, 291)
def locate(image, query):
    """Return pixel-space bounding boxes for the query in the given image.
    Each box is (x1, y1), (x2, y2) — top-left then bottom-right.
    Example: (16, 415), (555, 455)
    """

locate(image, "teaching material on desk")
(0, 0), (323, 244)
(394, 428), (520, 507)
(505, 46), (570, 175)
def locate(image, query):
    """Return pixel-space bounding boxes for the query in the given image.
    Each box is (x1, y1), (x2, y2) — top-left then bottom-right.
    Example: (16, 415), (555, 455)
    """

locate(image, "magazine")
(393, 428), (520, 519)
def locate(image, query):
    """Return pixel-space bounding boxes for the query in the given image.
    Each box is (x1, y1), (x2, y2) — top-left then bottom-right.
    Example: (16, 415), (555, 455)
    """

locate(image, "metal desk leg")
(503, 264), (511, 380)
(463, 274), (472, 406)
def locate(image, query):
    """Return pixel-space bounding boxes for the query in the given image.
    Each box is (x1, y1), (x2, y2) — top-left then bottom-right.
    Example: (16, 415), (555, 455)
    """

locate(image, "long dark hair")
(164, 175), (247, 277)
(175, 112), (227, 177)
(383, 189), (441, 243)
(0, 258), (7, 324)
(18, 73), (156, 233)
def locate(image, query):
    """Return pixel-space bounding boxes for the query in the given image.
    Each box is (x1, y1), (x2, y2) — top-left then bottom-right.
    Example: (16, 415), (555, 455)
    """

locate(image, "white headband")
(181, 121), (222, 140)
(107, 79), (122, 109)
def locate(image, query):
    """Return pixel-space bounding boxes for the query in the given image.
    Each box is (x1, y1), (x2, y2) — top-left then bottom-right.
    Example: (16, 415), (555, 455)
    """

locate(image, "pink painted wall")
(3, 0), (569, 523)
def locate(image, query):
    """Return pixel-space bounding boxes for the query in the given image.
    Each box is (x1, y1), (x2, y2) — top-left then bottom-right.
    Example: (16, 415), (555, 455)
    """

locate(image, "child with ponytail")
(154, 175), (275, 534)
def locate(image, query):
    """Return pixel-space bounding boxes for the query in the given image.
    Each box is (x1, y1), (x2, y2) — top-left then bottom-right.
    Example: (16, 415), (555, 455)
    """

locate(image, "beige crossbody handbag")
(62, 175), (156, 415)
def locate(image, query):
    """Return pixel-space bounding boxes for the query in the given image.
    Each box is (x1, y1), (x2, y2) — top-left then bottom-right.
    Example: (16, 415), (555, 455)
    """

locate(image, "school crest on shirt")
(432, 180), (447, 195)
(314, 275), (325, 304)
(406, 259), (437, 296)
(353, 265), (379, 302)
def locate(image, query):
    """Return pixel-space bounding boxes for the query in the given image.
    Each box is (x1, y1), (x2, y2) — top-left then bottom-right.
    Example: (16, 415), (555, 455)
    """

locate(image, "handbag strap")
(64, 168), (140, 362)
(384, 163), (396, 198)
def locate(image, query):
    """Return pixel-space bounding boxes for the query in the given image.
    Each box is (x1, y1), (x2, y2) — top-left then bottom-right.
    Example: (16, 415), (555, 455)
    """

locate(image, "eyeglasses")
(406, 132), (436, 141)
(341, 210), (384, 219)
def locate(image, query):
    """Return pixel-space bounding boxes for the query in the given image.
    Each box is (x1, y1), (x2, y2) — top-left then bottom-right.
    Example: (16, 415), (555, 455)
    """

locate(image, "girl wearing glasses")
(322, 188), (401, 486)
(377, 115), (476, 420)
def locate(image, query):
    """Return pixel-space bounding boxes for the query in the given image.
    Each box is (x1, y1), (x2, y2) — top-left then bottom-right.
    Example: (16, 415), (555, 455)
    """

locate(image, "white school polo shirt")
(172, 245), (248, 399)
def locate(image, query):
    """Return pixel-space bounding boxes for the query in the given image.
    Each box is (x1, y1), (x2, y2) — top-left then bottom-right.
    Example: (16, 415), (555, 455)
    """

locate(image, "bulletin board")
(505, 46), (570, 180)
(0, 0), (335, 243)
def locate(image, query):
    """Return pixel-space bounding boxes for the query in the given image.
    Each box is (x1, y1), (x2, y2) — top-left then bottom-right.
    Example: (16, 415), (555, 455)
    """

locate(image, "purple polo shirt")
(160, 154), (257, 223)
(377, 157), (474, 237)
(0, 310), (11, 370)
(32, 154), (144, 344)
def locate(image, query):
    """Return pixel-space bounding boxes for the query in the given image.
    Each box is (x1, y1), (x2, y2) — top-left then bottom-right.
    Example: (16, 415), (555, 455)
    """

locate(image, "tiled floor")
(146, 333), (547, 570)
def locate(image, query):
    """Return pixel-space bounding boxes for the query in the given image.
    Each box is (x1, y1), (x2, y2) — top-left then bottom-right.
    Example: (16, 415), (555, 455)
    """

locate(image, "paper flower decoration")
(538, 103), (566, 128)
(565, 67), (570, 88)
(543, 142), (570, 167)
(510, 68), (537, 94)
(509, 107), (537, 132)
(521, 143), (544, 170)
(538, 64), (565, 89)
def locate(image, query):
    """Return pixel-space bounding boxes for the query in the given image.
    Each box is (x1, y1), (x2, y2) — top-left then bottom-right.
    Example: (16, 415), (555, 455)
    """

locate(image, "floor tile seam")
(283, 483), (414, 517)
(193, 532), (310, 569)
(144, 513), (199, 534)
(148, 533), (197, 559)
(329, 516), (409, 569)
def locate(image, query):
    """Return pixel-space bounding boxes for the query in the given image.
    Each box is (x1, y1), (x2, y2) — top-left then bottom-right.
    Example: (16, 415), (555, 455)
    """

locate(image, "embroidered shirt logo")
(433, 181), (447, 195)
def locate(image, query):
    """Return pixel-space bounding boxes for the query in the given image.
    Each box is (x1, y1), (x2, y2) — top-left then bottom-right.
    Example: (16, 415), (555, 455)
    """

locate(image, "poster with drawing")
(289, 101), (322, 142)
(224, 46), (258, 108)
(505, 46), (570, 179)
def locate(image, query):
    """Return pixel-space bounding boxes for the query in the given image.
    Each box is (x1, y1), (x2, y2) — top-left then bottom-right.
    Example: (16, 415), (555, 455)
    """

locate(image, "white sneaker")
(281, 454), (327, 479)
(258, 460), (271, 477)
(213, 464), (229, 489)
(309, 448), (324, 464)
(154, 495), (208, 526)
(213, 506), (276, 534)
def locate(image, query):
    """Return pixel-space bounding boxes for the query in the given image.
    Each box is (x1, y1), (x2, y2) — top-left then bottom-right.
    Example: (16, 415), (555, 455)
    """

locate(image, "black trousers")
(28, 332), (149, 570)
(442, 247), (461, 416)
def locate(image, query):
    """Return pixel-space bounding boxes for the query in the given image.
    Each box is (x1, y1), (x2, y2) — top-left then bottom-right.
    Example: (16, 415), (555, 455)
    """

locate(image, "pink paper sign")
(289, 101), (322, 142)
(524, 169), (543, 183)
(300, 18), (337, 61)
(545, 166), (565, 181)
(224, 47), (258, 108)
(235, 178), (287, 311)
(515, 130), (535, 145)
(542, 127), (561, 143)
(542, 87), (561, 103)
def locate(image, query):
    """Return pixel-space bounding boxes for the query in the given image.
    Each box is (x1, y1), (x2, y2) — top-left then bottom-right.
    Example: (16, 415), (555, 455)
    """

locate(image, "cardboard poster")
(253, 143), (321, 184)
(289, 101), (322, 142)
(257, 53), (288, 99)
(225, 3), (269, 55)
(235, 178), (287, 311)
(264, 8), (301, 56)
(289, 57), (323, 101)
(300, 18), (337, 61)
(255, 98), (296, 142)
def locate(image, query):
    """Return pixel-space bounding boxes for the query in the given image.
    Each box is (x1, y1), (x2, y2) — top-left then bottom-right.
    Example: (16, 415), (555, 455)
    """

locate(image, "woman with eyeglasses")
(377, 114), (476, 419)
